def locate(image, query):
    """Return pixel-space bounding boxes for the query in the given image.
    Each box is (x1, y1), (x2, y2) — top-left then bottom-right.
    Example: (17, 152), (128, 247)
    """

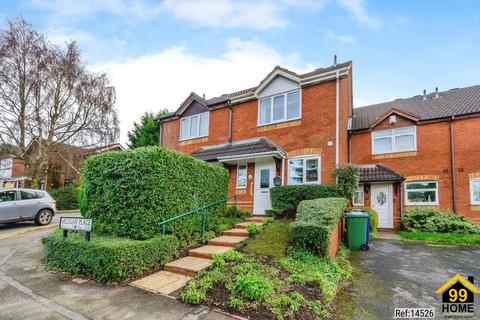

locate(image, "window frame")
(0, 158), (13, 179)
(257, 90), (301, 127)
(405, 180), (439, 206)
(352, 184), (365, 206)
(470, 178), (480, 205)
(287, 155), (321, 185)
(371, 126), (417, 155)
(236, 164), (247, 189)
(179, 112), (209, 141)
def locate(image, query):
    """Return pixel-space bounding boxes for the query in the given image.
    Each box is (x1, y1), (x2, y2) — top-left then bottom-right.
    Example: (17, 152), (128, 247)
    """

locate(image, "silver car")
(0, 188), (57, 225)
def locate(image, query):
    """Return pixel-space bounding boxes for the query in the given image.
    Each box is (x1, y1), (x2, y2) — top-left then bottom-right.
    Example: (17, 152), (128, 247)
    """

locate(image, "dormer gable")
(255, 66), (301, 98)
(370, 108), (419, 131)
(175, 92), (208, 117)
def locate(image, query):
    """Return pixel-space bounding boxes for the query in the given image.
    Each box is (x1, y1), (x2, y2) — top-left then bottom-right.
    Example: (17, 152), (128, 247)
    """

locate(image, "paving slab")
(235, 221), (263, 229)
(165, 256), (212, 277)
(130, 271), (192, 295)
(223, 228), (249, 237)
(208, 235), (246, 247)
(189, 245), (232, 259)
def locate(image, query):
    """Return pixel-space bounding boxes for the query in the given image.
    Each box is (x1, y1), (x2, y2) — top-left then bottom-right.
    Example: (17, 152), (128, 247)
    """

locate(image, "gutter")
(450, 116), (457, 213)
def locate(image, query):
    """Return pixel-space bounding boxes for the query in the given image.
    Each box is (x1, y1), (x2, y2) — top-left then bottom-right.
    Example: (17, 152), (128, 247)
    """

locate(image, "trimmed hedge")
(50, 186), (80, 210)
(42, 231), (179, 284)
(291, 198), (348, 256)
(402, 208), (480, 234)
(80, 147), (229, 240)
(269, 184), (344, 216)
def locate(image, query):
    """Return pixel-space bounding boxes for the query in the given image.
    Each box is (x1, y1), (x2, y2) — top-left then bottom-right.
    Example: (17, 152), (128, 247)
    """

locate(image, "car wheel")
(35, 210), (53, 226)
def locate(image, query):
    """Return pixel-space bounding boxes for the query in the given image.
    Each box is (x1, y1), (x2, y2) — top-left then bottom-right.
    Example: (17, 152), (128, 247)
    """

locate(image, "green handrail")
(160, 195), (238, 241)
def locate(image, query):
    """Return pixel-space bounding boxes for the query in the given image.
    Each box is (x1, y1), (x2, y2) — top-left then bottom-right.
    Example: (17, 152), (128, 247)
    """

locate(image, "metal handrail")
(159, 195), (238, 241)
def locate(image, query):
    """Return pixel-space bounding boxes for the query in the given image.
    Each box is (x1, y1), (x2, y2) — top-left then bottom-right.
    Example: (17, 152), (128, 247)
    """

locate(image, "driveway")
(336, 238), (480, 319)
(0, 228), (234, 320)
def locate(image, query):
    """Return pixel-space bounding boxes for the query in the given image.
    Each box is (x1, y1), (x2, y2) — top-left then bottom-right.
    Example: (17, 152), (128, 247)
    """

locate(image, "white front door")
(371, 184), (393, 228)
(253, 159), (275, 215)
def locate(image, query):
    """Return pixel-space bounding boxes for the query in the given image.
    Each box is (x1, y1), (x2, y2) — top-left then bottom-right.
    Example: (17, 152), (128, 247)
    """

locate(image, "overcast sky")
(1, 0), (479, 144)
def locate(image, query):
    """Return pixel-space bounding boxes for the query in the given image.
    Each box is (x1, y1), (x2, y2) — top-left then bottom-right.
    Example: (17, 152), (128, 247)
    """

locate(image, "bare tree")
(0, 18), (119, 188)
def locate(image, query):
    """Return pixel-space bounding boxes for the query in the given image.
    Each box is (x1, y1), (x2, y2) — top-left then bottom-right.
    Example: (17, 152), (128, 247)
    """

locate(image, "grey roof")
(357, 164), (404, 183)
(352, 84), (480, 130)
(190, 137), (284, 162)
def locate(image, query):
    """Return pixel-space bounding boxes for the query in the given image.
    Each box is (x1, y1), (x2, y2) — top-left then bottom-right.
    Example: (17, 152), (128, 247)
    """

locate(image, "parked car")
(0, 188), (57, 225)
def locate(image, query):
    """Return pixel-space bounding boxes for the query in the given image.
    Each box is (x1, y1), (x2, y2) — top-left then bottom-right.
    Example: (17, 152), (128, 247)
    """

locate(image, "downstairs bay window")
(288, 156), (320, 185)
(405, 181), (438, 205)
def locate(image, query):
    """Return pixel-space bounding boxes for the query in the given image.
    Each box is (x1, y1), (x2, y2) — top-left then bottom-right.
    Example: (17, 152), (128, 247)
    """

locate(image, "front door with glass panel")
(371, 184), (393, 228)
(253, 160), (275, 215)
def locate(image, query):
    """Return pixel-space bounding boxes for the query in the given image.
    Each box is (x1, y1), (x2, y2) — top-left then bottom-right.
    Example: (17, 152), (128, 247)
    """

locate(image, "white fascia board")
(218, 151), (285, 162)
(300, 67), (350, 86)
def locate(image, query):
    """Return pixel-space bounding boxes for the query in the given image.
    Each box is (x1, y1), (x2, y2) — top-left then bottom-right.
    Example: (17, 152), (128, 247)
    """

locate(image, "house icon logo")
(436, 274), (479, 317)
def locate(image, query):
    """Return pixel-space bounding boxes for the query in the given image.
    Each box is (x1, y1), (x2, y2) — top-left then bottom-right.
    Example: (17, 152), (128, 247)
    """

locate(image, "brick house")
(350, 85), (480, 229)
(159, 61), (353, 214)
(0, 144), (27, 188)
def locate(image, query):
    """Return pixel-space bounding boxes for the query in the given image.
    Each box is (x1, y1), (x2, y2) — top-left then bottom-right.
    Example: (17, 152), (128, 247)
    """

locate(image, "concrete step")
(189, 245), (232, 259)
(223, 228), (249, 237)
(245, 216), (266, 222)
(165, 256), (212, 277)
(235, 221), (264, 229)
(130, 270), (191, 296)
(208, 235), (247, 248)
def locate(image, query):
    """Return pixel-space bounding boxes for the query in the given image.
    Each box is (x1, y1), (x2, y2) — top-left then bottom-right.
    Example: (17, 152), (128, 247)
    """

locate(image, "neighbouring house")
(350, 85), (480, 229)
(159, 59), (353, 215)
(0, 142), (124, 190)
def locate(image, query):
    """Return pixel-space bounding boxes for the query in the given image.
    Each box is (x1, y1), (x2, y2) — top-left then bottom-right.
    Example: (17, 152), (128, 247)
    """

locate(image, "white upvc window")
(180, 112), (209, 141)
(372, 126), (416, 155)
(288, 155), (320, 185)
(352, 184), (364, 206)
(0, 158), (13, 179)
(236, 164), (247, 189)
(405, 181), (439, 205)
(258, 90), (301, 126)
(470, 178), (480, 205)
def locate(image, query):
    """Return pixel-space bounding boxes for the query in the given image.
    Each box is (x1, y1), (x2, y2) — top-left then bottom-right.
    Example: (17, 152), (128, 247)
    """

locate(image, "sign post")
(59, 217), (93, 241)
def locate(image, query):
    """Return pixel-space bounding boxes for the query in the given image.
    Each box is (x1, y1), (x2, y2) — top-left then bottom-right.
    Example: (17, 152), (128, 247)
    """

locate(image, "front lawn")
(397, 231), (480, 246)
(242, 219), (291, 258)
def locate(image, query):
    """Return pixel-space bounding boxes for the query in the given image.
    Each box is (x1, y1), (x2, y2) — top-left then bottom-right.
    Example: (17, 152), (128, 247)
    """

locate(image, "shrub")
(291, 198), (348, 256)
(403, 208), (480, 234)
(270, 184), (344, 216)
(352, 206), (379, 236)
(234, 274), (273, 302)
(42, 231), (179, 284)
(50, 186), (80, 210)
(80, 147), (229, 240)
(225, 206), (252, 219)
(332, 164), (360, 199)
(247, 222), (262, 237)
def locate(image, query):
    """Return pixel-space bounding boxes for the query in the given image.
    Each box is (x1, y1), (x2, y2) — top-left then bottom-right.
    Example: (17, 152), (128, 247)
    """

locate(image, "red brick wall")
(162, 74), (353, 206)
(351, 115), (480, 224)
(11, 159), (25, 177)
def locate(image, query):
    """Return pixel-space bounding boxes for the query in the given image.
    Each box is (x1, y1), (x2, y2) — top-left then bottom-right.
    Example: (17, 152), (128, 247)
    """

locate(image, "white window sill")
(405, 203), (439, 206)
(257, 117), (301, 128)
(179, 135), (208, 142)
(372, 149), (417, 156)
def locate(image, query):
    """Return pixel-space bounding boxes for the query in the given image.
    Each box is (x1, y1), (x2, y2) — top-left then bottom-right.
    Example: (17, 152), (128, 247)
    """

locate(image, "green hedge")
(269, 184), (344, 216)
(402, 208), (480, 234)
(291, 198), (348, 256)
(50, 186), (80, 210)
(42, 231), (179, 284)
(80, 147), (229, 240)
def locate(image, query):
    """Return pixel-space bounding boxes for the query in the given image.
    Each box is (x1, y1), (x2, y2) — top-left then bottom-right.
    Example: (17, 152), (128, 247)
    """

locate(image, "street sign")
(59, 217), (93, 241)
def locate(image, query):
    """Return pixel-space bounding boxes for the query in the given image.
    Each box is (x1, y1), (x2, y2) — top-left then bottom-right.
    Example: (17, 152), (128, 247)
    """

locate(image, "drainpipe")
(158, 120), (163, 146)
(227, 99), (233, 144)
(335, 70), (340, 184)
(450, 116), (457, 213)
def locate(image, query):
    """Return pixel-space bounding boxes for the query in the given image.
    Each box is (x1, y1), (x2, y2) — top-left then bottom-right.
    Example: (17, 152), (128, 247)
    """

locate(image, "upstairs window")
(405, 181), (438, 205)
(470, 179), (480, 205)
(372, 126), (416, 155)
(288, 156), (320, 185)
(0, 158), (13, 179)
(258, 90), (301, 126)
(180, 112), (209, 141)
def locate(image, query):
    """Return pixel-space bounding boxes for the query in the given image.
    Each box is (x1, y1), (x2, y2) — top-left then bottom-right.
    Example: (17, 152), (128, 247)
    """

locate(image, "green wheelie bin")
(345, 210), (371, 251)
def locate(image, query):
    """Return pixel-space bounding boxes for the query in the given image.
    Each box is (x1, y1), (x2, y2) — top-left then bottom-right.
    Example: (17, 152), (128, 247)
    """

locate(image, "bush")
(234, 274), (273, 302)
(80, 147), (229, 240)
(332, 164), (360, 199)
(352, 206), (379, 236)
(42, 231), (179, 284)
(247, 222), (262, 237)
(403, 208), (480, 234)
(270, 184), (344, 216)
(291, 198), (348, 256)
(225, 206), (252, 219)
(50, 186), (79, 210)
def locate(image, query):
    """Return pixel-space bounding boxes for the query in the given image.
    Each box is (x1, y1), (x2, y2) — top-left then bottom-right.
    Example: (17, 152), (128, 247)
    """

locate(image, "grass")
(397, 231), (480, 246)
(242, 219), (291, 258)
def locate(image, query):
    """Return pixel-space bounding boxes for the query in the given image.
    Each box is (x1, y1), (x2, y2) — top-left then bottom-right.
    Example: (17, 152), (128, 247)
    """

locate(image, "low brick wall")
(328, 219), (343, 257)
